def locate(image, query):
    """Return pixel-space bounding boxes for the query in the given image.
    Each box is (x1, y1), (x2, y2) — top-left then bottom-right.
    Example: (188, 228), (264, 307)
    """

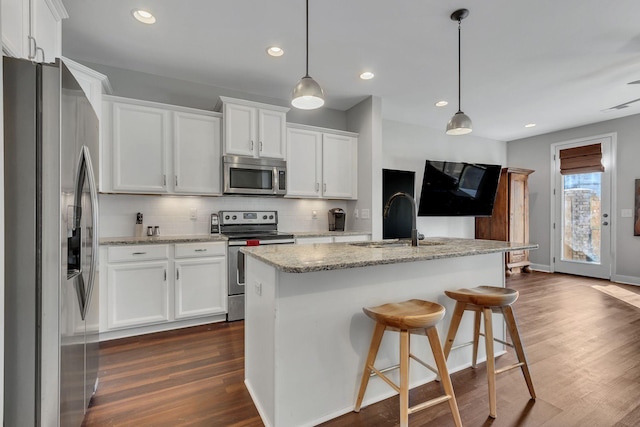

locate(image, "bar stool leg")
(399, 329), (410, 427)
(502, 306), (536, 399)
(443, 301), (466, 359)
(426, 327), (463, 427)
(472, 310), (481, 368)
(483, 307), (497, 418)
(354, 322), (386, 412)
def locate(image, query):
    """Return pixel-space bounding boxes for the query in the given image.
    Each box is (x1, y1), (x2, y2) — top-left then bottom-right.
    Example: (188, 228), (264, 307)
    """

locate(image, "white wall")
(382, 119), (507, 239)
(99, 194), (348, 237)
(508, 114), (640, 284)
(346, 96), (382, 238)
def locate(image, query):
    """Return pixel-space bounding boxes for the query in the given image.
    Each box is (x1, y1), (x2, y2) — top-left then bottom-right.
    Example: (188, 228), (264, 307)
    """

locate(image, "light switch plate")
(621, 209), (633, 218)
(361, 209), (370, 219)
(190, 208), (198, 220)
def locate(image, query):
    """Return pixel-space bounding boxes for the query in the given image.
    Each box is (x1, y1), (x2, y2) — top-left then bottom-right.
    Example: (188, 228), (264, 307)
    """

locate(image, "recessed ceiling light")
(435, 100), (449, 107)
(132, 9), (156, 24)
(267, 47), (284, 57)
(524, 123), (536, 128)
(359, 72), (375, 80)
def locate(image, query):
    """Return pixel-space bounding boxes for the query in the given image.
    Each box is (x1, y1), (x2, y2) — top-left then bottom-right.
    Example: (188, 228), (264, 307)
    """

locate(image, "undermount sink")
(349, 240), (445, 249)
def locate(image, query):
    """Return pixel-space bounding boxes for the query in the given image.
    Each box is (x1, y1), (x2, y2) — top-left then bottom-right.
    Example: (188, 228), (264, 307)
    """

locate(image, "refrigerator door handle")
(73, 146), (99, 320)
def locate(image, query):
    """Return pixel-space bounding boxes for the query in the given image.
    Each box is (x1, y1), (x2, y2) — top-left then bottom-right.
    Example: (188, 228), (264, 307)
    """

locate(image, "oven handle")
(228, 239), (295, 246)
(237, 251), (246, 285)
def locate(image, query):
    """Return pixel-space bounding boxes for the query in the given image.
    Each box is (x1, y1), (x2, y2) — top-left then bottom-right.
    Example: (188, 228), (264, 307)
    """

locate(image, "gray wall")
(382, 119), (507, 239)
(508, 114), (640, 284)
(77, 60), (348, 130)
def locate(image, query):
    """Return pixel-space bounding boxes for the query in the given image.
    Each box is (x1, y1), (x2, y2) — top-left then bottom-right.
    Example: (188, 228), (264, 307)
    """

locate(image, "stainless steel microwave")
(223, 155), (287, 196)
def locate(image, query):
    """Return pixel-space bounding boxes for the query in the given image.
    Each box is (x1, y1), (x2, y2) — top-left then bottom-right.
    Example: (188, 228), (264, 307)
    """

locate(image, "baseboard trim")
(613, 275), (640, 286)
(530, 263), (551, 273)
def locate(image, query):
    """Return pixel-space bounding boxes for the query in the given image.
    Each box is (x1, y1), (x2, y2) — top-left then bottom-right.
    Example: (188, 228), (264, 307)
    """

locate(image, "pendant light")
(446, 8), (472, 135)
(292, 0), (325, 110)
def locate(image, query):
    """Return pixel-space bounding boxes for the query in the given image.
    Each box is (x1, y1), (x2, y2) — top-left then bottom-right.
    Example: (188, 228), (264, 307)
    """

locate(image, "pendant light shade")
(446, 8), (472, 136)
(292, 0), (325, 110)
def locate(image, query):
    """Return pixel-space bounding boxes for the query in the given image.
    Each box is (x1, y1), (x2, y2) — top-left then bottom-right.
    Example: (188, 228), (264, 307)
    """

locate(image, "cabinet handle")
(323, 183), (327, 192)
(315, 182), (319, 192)
(132, 252), (147, 255)
(175, 175), (178, 186)
(194, 249), (207, 252)
(164, 269), (167, 281)
(250, 140), (254, 151)
(259, 141), (263, 152)
(176, 268), (180, 280)
(28, 36), (37, 60)
(163, 175), (167, 186)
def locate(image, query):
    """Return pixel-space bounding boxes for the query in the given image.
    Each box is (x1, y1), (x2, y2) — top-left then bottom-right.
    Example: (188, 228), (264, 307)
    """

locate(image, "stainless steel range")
(219, 210), (294, 321)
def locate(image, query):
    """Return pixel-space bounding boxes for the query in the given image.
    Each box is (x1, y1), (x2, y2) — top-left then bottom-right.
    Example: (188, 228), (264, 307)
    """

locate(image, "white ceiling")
(61, 0), (640, 141)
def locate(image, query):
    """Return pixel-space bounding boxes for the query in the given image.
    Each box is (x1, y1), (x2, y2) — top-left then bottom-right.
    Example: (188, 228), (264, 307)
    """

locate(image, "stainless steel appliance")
(4, 57), (100, 427)
(219, 211), (294, 321)
(328, 208), (346, 231)
(223, 155), (287, 196)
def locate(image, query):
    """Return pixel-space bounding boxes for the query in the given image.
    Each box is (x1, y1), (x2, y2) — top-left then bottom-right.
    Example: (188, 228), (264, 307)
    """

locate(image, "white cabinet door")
(174, 257), (227, 319)
(31, 0), (62, 62)
(107, 261), (169, 329)
(322, 134), (357, 199)
(174, 112), (221, 194)
(223, 103), (256, 156)
(112, 102), (169, 193)
(333, 234), (370, 243)
(1, 0), (29, 58)
(295, 236), (333, 244)
(286, 128), (322, 197)
(258, 109), (287, 159)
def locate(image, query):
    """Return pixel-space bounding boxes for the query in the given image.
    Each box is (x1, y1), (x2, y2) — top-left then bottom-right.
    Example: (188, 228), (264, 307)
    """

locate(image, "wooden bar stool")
(443, 286), (535, 418)
(354, 299), (462, 427)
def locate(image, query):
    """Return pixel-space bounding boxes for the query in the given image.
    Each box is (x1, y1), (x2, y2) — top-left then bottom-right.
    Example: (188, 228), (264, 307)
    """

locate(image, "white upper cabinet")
(218, 96), (289, 159)
(173, 112), (221, 194)
(286, 124), (358, 200)
(286, 127), (322, 198)
(102, 96), (222, 195)
(2, 0), (67, 61)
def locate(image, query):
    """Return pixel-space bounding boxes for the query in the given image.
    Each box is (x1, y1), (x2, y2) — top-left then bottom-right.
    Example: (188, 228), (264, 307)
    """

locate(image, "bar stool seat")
(354, 299), (462, 427)
(443, 286), (535, 419)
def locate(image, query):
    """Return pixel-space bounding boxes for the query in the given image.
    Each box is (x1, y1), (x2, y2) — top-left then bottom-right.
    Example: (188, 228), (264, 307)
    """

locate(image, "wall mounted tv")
(418, 160), (502, 216)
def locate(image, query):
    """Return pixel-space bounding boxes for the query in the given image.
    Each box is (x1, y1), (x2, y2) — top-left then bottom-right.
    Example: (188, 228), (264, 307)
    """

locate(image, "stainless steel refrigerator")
(4, 57), (100, 427)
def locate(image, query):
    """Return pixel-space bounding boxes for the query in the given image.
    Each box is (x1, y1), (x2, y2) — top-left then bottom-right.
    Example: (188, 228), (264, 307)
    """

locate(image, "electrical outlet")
(312, 210), (317, 219)
(190, 208), (198, 220)
(361, 209), (370, 219)
(621, 209), (633, 218)
(255, 282), (262, 296)
(354, 209), (359, 219)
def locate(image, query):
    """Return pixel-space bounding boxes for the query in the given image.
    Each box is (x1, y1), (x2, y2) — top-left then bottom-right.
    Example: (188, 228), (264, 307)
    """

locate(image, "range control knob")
(269, 215), (274, 219)
(232, 215), (237, 220)
(263, 215), (268, 220)
(225, 215), (230, 220)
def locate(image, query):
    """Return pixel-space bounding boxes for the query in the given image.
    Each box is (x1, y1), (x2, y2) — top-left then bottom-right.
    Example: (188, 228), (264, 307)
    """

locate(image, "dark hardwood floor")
(83, 272), (640, 426)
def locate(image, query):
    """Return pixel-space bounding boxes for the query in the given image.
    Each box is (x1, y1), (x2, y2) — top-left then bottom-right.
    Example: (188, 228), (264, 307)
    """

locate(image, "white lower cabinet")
(101, 241), (227, 340)
(107, 260), (169, 329)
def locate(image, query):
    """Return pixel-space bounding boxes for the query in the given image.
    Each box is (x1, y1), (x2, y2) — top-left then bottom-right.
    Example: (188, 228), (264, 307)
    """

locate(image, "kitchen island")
(241, 238), (537, 427)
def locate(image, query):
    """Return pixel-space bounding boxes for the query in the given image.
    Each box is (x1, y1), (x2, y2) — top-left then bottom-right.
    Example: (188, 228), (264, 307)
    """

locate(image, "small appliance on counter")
(328, 208), (346, 231)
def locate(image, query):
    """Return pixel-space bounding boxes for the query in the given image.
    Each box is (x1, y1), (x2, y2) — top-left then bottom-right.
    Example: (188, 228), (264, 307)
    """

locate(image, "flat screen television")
(418, 160), (502, 216)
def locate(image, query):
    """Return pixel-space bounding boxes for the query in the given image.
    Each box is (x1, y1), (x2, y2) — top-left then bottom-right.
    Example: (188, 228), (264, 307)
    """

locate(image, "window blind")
(559, 143), (604, 175)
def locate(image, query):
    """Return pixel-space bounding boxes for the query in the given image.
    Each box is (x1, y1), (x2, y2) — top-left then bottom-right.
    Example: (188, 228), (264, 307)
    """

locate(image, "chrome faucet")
(383, 192), (418, 247)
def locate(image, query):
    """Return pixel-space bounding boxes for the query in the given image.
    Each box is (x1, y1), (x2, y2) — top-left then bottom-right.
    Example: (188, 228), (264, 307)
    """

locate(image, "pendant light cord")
(457, 18), (462, 113)
(305, 0), (310, 78)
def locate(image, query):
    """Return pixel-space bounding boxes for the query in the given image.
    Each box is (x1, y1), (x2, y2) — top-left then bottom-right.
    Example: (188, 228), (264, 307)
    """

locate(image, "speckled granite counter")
(291, 231), (372, 238)
(241, 237), (537, 273)
(100, 234), (227, 246)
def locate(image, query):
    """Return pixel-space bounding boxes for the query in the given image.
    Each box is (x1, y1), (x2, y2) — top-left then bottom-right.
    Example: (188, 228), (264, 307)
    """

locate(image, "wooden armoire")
(475, 167), (534, 276)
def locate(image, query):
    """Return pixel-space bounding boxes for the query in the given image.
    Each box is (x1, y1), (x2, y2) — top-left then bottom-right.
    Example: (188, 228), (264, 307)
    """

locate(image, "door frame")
(549, 132), (617, 279)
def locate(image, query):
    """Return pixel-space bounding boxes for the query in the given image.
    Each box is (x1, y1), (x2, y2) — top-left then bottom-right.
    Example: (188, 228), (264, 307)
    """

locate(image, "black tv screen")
(418, 160), (502, 216)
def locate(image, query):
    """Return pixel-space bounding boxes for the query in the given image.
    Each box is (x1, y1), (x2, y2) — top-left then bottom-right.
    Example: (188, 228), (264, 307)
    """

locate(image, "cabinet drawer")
(175, 242), (226, 258)
(333, 234), (370, 243)
(108, 245), (169, 262)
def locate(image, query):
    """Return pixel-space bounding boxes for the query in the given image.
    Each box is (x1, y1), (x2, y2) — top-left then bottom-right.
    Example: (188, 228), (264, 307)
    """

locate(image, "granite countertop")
(100, 234), (227, 246)
(241, 237), (538, 273)
(292, 231), (372, 238)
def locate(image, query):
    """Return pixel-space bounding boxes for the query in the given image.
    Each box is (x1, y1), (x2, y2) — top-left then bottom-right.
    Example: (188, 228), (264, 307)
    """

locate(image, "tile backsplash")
(99, 194), (349, 237)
